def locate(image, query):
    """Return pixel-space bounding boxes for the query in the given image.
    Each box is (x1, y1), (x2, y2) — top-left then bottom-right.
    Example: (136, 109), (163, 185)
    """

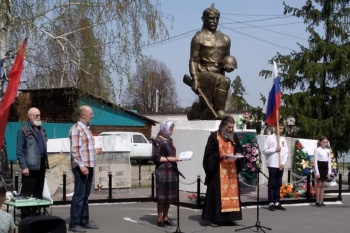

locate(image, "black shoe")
(315, 202), (321, 207)
(222, 221), (237, 226)
(275, 204), (286, 211)
(157, 221), (166, 227)
(68, 226), (87, 233)
(321, 202), (326, 207)
(268, 204), (275, 211)
(163, 219), (176, 226)
(80, 221), (99, 229)
(210, 221), (219, 227)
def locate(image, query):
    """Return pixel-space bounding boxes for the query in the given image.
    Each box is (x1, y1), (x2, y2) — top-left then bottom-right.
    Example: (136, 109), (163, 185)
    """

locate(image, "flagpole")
(276, 109), (281, 167)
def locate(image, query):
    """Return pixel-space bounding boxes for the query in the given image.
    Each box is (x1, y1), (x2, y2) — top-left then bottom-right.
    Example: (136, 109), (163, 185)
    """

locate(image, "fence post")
(196, 175), (201, 206)
(108, 171), (112, 200)
(151, 171), (155, 198)
(139, 160), (142, 187)
(14, 172), (18, 193)
(10, 160), (13, 179)
(62, 172), (66, 201)
(306, 173), (310, 201)
(338, 173), (342, 201)
(287, 168), (291, 184)
(346, 166), (350, 189)
(311, 170), (315, 187)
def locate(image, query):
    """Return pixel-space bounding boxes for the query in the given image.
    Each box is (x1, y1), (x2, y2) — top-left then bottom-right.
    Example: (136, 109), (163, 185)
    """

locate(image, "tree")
(123, 57), (178, 113)
(0, 0), (170, 176)
(260, 0), (350, 156)
(0, 0), (170, 101)
(227, 75), (250, 111)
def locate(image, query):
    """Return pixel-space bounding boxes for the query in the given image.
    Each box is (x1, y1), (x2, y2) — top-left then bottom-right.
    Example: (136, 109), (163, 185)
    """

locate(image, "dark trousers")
(21, 157), (46, 218)
(267, 167), (283, 204)
(69, 166), (93, 227)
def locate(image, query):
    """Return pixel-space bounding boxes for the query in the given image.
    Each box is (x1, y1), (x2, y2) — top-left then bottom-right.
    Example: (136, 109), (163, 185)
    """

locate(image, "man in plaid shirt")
(68, 106), (102, 232)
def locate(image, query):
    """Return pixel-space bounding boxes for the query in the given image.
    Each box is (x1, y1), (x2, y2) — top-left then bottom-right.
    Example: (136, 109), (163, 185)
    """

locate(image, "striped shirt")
(70, 121), (96, 168)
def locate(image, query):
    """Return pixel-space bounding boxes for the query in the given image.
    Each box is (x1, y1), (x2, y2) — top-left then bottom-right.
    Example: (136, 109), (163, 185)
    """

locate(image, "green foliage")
(265, 0), (350, 155)
(228, 76), (251, 110)
(1, 0), (170, 103)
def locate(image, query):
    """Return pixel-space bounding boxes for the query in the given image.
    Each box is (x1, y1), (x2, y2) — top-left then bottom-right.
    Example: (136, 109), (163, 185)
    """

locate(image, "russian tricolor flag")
(265, 61), (281, 127)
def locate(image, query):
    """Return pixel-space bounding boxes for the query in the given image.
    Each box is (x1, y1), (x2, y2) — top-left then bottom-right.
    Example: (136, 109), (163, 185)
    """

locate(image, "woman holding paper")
(202, 116), (243, 226)
(151, 120), (180, 227)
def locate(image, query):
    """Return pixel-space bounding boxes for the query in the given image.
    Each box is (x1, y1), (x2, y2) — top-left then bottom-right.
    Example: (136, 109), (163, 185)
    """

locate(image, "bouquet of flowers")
(187, 193), (205, 204)
(280, 183), (295, 198)
(291, 183), (316, 198)
(236, 112), (250, 128)
(240, 134), (260, 181)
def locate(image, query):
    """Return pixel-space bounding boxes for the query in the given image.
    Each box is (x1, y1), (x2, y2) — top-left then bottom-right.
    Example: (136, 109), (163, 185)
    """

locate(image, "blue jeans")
(69, 166), (93, 227)
(267, 167), (283, 204)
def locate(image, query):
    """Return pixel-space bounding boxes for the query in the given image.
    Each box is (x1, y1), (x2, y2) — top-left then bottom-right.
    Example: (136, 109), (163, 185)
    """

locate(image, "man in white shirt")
(263, 120), (289, 211)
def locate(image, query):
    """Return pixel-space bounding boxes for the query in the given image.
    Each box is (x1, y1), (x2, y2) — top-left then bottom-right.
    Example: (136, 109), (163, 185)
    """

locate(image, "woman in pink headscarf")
(151, 120), (180, 227)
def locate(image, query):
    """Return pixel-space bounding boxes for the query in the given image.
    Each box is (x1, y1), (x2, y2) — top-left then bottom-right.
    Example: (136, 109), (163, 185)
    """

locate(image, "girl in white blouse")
(313, 136), (331, 207)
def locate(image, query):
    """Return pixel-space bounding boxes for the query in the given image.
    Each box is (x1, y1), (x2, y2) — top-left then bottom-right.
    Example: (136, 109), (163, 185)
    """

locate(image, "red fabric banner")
(0, 38), (27, 149)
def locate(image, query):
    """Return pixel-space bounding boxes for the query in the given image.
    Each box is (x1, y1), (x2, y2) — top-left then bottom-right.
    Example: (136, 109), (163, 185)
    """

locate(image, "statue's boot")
(214, 89), (228, 119)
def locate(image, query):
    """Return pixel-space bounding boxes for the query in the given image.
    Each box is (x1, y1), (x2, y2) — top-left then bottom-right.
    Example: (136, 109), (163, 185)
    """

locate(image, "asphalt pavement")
(10, 193), (348, 233)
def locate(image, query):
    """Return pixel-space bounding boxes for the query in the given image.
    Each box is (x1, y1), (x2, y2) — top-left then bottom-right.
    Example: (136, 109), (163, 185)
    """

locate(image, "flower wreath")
(327, 148), (338, 182)
(240, 134), (260, 181)
(293, 140), (312, 177)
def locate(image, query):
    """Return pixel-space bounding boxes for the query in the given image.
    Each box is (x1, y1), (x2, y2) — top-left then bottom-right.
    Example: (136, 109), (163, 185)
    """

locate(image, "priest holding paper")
(202, 116), (243, 226)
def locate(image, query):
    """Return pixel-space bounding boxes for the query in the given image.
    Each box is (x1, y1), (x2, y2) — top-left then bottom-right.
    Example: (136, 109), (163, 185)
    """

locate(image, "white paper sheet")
(227, 154), (244, 160)
(179, 151), (193, 161)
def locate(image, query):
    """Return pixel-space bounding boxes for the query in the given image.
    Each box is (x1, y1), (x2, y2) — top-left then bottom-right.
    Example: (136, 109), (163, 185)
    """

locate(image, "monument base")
(172, 120), (221, 193)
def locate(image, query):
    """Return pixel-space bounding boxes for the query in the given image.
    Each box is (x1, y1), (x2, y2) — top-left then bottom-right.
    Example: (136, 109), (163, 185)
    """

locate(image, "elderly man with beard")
(201, 115), (243, 226)
(16, 107), (49, 218)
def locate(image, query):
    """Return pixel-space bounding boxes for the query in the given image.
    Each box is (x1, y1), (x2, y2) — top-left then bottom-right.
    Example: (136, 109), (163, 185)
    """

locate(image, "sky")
(140, 0), (310, 108)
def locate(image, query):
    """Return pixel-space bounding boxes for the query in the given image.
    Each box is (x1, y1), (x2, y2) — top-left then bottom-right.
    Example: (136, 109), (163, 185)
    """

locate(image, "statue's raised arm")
(183, 6), (237, 120)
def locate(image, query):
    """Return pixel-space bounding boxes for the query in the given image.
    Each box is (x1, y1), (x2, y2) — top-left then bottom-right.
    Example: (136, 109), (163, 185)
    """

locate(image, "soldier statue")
(184, 5), (237, 120)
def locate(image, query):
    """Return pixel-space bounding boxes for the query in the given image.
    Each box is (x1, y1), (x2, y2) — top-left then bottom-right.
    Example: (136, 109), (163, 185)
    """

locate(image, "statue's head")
(222, 55), (237, 72)
(202, 7), (220, 32)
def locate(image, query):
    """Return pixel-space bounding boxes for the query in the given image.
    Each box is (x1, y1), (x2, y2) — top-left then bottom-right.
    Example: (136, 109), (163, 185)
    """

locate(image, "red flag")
(0, 38), (27, 149)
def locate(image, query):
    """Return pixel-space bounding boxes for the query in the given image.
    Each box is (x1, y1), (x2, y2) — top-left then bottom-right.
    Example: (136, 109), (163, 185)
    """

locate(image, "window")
(133, 135), (147, 143)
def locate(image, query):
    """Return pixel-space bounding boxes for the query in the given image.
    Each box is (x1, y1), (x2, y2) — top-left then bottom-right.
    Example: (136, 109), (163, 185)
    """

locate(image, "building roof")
(19, 87), (158, 125)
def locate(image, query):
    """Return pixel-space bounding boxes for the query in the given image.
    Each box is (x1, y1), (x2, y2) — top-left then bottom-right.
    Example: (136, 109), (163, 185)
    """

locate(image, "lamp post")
(155, 89), (159, 113)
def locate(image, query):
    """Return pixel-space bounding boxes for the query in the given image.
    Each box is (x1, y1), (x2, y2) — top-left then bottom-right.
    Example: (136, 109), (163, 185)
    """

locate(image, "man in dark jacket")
(16, 107), (49, 218)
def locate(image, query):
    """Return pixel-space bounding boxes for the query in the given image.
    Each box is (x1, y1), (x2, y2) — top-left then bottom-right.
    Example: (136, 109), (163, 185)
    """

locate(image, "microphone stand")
(173, 162), (185, 233)
(236, 165), (271, 233)
(165, 158), (185, 233)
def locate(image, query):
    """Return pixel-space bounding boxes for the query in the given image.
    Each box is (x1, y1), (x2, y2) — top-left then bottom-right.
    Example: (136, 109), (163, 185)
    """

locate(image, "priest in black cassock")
(201, 115), (243, 226)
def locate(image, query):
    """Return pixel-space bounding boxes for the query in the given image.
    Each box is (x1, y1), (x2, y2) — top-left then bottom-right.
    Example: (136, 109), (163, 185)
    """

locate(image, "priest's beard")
(219, 127), (234, 142)
(32, 120), (42, 127)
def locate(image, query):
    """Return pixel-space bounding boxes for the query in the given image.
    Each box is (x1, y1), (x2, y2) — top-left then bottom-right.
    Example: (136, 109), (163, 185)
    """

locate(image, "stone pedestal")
(172, 120), (221, 193)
